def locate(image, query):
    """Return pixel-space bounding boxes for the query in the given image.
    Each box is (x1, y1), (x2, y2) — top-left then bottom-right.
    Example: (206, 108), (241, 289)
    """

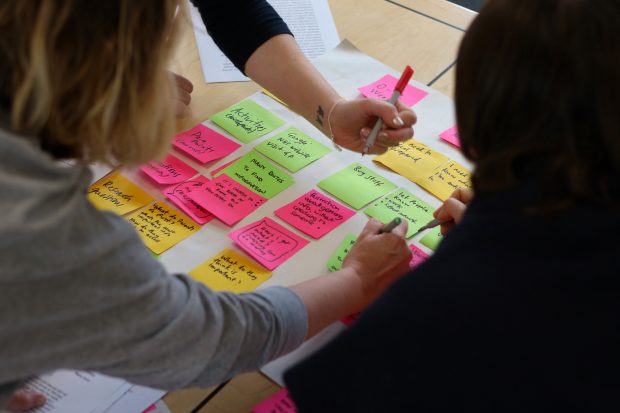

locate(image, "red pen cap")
(394, 66), (414, 94)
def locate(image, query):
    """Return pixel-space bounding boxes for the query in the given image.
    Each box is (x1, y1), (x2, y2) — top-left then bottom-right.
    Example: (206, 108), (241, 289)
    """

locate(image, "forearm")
(245, 34), (341, 136)
(289, 267), (364, 339)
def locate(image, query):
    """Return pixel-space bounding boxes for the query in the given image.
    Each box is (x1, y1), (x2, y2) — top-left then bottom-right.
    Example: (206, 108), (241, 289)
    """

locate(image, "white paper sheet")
(190, 0), (340, 83)
(97, 385), (165, 413)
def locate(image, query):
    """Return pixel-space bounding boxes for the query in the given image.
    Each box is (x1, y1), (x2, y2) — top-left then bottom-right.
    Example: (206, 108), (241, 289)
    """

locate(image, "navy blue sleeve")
(193, 0), (293, 74)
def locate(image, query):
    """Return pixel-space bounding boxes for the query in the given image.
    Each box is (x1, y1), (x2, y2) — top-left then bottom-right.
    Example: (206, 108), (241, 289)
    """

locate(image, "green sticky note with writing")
(255, 127), (331, 172)
(210, 99), (285, 143)
(318, 162), (397, 209)
(420, 226), (443, 251)
(327, 234), (357, 272)
(364, 188), (435, 238)
(217, 150), (294, 199)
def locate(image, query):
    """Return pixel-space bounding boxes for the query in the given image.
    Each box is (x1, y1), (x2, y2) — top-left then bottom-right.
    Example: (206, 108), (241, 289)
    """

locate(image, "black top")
(285, 182), (620, 412)
(194, 0), (292, 73)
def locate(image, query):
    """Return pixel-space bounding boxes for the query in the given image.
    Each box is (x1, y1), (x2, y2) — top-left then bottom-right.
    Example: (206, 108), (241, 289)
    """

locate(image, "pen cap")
(395, 66), (414, 94)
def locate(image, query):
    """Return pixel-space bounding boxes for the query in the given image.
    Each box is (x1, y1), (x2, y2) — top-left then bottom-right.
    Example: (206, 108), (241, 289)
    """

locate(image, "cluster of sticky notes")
(255, 127), (330, 173)
(420, 226), (443, 251)
(210, 99), (285, 143)
(140, 154), (198, 185)
(326, 234), (357, 272)
(252, 388), (296, 413)
(229, 218), (309, 270)
(126, 201), (200, 254)
(318, 162), (397, 209)
(215, 151), (294, 199)
(163, 176), (214, 225)
(173, 124), (240, 164)
(364, 188), (435, 238)
(275, 190), (355, 239)
(88, 172), (154, 215)
(189, 174), (267, 226)
(358, 74), (429, 107)
(374, 139), (472, 201)
(439, 125), (460, 148)
(190, 248), (272, 293)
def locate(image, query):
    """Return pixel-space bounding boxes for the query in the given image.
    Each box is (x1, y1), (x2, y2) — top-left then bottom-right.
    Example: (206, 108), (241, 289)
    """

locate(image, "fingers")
(364, 99), (405, 129)
(395, 101), (417, 127)
(172, 73), (194, 93)
(391, 219), (408, 238)
(435, 197), (468, 227)
(358, 218), (383, 239)
(7, 389), (46, 411)
(452, 188), (475, 204)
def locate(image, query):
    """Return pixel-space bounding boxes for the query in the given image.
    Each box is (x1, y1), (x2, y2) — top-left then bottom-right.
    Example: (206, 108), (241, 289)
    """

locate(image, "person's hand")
(328, 98), (417, 155)
(433, 188), (474, 235)
(5, 388), (46, 411)
(342, 219), (412, 308)
(169, 72), (193, 118)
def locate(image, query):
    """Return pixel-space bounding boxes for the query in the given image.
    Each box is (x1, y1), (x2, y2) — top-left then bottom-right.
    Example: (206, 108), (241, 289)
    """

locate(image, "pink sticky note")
(210, 157), (240, 176)
(439, 125), (461, 148)
(409, 244), (430, 268)
(173, 124), (241, 164)
(140, 154), (198, 185)
(252, 388), (296, 413)
(274, 190), (356, 239)
(358, 74), (429, 107)
(188, 174), (267, 226)
(229, 217), (309, 270)
(163, 176), (215, 225)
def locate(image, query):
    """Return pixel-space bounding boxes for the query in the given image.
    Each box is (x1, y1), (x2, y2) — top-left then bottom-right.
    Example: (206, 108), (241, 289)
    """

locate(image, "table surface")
(165, 1), (476, 411)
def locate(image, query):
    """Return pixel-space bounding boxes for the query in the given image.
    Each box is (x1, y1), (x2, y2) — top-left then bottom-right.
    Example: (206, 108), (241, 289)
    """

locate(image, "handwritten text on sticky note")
(140, 154), (198, 185)
(358, 74), (429, 107)
(163, 176), (214, 225)
(188, 174), (267, 226)
(210, 99), (285, 143)
(418, 160), (472, 201)
(327, 234), (357, 272)
(275, 190), (355, 239)
(255, 127), (331, 172)
(229, 217), (309, 270)
(88, 172), (154, 215)
(374, 139), (448, 183)
(190, 248), (272, 293)
(173, 124), (240, 164)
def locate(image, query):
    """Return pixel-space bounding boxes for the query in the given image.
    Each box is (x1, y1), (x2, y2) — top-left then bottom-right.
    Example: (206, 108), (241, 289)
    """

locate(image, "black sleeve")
(193, 0), (293, 74)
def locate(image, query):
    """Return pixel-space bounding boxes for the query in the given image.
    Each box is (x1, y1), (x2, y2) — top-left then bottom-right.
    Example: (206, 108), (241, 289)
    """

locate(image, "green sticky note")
(217, 151), (294, 199)
(210, 99), (285, 143)
(364, 188), (436, 238)
(327, 234), (357, 272)
(420, 226), (443, 251)
(318, 162), (397, 209)
(255, 127), (331, 172)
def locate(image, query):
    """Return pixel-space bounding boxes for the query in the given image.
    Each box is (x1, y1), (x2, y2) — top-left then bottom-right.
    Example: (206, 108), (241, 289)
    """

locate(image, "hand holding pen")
(433, 188), (474, 235)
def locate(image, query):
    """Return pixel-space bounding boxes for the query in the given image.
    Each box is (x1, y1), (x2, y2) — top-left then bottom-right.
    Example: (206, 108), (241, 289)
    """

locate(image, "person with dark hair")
(285, 0), (620, 411)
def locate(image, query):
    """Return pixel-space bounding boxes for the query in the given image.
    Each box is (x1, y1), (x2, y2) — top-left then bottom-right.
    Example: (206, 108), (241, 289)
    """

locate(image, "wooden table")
(166, 1), (476, 412)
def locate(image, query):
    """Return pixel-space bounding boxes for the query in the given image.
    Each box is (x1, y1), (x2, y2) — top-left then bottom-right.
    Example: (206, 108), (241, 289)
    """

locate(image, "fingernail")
(379, 132), (388, 139)
(393, 116), (404, 126)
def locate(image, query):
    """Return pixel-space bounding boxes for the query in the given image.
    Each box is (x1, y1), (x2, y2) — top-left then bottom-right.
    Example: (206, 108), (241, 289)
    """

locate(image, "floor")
(448, 0), (482, 11)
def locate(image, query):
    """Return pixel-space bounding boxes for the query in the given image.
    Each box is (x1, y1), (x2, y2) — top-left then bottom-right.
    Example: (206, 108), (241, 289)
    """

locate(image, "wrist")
(335, 266), (367, 313)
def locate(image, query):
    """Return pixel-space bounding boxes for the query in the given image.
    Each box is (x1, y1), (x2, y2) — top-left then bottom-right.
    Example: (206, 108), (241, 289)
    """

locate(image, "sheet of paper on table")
(190, 0), (340, 83)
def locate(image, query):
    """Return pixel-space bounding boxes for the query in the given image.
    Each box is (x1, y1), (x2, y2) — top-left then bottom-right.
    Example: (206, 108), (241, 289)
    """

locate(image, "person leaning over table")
(0, 1), (417, 411)
(285, 0), (620, 411)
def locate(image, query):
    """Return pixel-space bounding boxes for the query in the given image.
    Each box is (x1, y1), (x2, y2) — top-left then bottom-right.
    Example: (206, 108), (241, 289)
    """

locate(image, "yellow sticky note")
(374, 139), (448, 182)
(126, 201), (200, 254)
(416, 160), (472, 201)
(262, 90), (289, 107)
(189, 248), (272, 293)
(88, 172), (154, 215)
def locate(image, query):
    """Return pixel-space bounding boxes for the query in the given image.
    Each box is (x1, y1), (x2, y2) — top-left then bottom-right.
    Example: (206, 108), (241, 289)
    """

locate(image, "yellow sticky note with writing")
(374, 139), (448, 182)
(88, 172), (154, 215)
(189, 248), (272, 293)
(126, 201), (200, 254)
(416, 160), (472, 201)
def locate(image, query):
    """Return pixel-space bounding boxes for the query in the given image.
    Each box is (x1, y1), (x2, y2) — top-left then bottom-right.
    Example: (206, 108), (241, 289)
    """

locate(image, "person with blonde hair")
(0, 1), (415, 411)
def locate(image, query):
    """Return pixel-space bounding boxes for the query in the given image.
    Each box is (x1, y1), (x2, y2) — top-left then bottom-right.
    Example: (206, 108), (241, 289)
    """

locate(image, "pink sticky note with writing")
(188, 174), (267, 226)
(409, 244), (430, 268)
(358, 74), (429, 107)
(229, 217), (309, 270)
(439, 125), (461, 148)
(252, 388), (296, 413)
(163, 176), (214, 225)
(274, 190), (355, 239)
(140, 154), (198, 185)
(174, 124), (241, 164)
(210, 157), (240, 176)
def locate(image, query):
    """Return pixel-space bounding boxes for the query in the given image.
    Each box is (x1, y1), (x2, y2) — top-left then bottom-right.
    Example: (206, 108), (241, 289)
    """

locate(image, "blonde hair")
(0, 0), (181, 166)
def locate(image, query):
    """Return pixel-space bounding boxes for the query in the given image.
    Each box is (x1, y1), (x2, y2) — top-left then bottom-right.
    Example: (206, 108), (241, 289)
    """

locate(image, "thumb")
(391, 219), (408, 238)
(364, 99), (405, 128)
(436, 198), (468, 224)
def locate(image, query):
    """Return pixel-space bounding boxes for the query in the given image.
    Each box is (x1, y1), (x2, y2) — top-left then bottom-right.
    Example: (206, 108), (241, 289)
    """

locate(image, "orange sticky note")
(126, 201), (200, 254)
(190, 248), (272, 293)
(87, 172), (154, 215)
(374, 139), (448, 183)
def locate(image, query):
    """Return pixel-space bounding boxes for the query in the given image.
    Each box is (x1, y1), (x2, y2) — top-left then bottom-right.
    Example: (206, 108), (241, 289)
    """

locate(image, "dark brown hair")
(456, 0), (620, 209)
